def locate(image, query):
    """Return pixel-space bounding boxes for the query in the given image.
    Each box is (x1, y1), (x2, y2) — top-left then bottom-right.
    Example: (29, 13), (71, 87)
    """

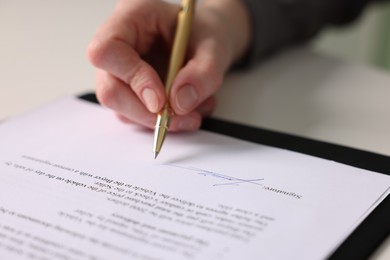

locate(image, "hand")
(87, 0), (251, 131)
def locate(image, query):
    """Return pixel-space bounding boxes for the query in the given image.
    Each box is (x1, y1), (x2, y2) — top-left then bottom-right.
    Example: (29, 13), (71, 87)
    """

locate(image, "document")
(0, 97), (389, 260)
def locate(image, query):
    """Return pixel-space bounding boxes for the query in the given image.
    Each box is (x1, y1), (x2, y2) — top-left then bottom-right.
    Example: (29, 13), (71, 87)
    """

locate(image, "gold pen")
(153, 0), (196, 159)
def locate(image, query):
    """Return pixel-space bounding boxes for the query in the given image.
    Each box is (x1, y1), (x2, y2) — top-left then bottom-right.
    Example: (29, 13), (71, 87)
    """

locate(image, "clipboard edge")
(78, 92), (390, 260)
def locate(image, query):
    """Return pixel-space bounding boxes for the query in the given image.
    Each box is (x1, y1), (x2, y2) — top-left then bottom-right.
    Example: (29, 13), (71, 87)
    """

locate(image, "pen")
(153, 0), (196, 159)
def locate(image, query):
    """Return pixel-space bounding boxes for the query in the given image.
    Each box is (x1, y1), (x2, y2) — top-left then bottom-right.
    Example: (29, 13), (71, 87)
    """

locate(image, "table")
(1, 1), (390, 259)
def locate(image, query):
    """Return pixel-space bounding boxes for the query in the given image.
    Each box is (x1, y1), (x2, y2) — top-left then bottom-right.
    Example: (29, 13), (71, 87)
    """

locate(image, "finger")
(116, 112), (163, 128)
(89, 36), (166, 114)
(115, 101), (202, 132)
(87, 1), (179, 113)
(168, 97), (217, 132)
(114, 97), (203, 132)
(116, 113), (133, 124)
(169, 38), (228, 116)
(96, 70), (157, 129)
(169, 112), (202, 132)
(196, 96), (216, 117)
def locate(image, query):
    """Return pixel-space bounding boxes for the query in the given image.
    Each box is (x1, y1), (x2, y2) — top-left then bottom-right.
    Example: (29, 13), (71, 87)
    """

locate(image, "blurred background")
(313, 2), (390, 70)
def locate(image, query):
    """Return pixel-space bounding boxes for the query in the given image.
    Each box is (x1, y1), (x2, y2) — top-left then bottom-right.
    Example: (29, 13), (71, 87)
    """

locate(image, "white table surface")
(1, 1), (390, 259)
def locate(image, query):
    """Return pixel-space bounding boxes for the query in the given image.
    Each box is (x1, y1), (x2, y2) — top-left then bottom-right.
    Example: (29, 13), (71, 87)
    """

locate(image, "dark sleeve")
(240, 0), (386, 64)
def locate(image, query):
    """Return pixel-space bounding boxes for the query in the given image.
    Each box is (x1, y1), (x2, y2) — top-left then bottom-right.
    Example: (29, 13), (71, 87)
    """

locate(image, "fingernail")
(176, 85), (198, 113)
(177, 117), (198, 131)
(141, 88), (158, 113)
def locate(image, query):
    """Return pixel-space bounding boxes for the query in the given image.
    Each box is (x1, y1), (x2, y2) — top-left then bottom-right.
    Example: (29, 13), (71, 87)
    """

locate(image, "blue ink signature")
(163, 164), (263, 187)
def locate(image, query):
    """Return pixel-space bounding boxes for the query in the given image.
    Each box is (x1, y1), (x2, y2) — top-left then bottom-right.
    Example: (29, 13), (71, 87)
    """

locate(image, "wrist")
(199, 0), (251, 66)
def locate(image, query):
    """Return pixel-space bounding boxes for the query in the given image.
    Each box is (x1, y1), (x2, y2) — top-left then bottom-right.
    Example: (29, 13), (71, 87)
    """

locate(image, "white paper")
(0, 97), (389, 260)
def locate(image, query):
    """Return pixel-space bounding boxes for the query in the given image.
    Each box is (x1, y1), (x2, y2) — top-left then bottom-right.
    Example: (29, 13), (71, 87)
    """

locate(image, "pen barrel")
(153, 0), (195, 158)
(156, 107), (172, 129)
(164, 0), (195, 96)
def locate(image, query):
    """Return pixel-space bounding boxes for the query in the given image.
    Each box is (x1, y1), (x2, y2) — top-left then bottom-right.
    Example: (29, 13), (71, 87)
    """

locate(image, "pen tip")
(154, 151), (159, 159)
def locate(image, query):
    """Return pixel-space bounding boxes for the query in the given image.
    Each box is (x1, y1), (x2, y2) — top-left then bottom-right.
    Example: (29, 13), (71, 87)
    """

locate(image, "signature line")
(164, 164), (264, 187)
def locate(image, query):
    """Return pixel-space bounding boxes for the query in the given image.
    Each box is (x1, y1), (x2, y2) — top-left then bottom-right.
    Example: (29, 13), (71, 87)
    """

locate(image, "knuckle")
(87, 38), (111, 68)
(96, 81), (118, 109)
(116, 113), (132, 124)
(207, 62), (223, 86)
(198, 59), (223, 88)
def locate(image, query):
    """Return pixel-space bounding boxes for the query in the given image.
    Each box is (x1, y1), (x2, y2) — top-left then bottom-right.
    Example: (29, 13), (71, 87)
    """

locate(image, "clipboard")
(79, 93), (390, 260)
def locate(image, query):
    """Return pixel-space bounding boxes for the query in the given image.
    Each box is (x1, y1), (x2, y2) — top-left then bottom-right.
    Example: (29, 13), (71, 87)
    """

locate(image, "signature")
(163, 164), (263, 187)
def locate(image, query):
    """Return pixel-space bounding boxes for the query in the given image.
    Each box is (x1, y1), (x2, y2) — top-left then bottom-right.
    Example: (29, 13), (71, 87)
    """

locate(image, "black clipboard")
(79, 93), (390, 260)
